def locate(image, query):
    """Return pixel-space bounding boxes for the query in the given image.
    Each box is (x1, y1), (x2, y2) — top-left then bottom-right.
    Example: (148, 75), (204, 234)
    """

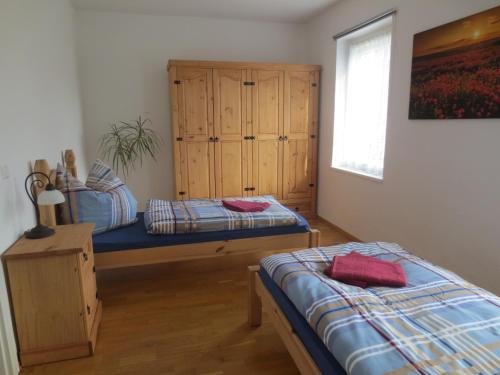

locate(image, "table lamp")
(24, 171), (65, 239)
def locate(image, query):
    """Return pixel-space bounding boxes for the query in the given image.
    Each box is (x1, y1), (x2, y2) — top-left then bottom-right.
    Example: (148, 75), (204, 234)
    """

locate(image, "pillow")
(56, 160), (138, 234)
(86, 159), (124, 191)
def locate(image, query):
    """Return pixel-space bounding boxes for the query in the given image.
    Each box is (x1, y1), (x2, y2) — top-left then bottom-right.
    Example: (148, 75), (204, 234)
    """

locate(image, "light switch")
(0, 164), (10, 180)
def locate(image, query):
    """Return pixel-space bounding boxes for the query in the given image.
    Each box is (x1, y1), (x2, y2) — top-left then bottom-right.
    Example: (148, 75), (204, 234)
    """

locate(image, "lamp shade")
(37, 189), (65, 206)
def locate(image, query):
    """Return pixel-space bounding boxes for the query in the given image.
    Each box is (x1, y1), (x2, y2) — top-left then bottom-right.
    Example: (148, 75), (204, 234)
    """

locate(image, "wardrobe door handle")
(87, 305), (91, 315)
(279, 136), (283, 141)
(283, 135), (288, 141)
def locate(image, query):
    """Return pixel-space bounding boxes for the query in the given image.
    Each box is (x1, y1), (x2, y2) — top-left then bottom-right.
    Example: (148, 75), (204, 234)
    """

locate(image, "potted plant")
(99, 116), (162, 177)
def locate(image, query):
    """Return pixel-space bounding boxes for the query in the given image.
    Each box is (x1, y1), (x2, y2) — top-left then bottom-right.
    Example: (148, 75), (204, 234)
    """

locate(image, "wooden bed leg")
(309, 229), (321, 247)
(248, 265), (262, 327)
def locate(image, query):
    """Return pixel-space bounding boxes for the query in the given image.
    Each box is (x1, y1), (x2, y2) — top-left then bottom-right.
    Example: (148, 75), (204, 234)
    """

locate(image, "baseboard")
(317, 215), (362, 242)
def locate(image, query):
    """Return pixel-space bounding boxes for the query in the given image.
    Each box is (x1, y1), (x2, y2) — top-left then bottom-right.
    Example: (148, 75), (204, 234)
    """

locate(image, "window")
(332, 16), (393, 180)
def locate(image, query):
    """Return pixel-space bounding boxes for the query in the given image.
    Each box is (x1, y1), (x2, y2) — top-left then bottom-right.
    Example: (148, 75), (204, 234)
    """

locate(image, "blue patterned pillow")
(56, 160), (138, 233)
(86, 159), (124, 191)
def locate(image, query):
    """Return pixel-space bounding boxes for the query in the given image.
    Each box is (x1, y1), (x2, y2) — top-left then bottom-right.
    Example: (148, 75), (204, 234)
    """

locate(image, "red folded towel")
(222, 200), (271, 212)
(324, 253), (369, 287)
(324, 251), (406, 288)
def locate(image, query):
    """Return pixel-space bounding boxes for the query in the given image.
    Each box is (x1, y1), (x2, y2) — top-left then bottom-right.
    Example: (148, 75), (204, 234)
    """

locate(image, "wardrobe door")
(172, 66), (215, 199)
(213, 68), (249, 198)
(250, 70), (284, 199)
(282, 71), (317, 202)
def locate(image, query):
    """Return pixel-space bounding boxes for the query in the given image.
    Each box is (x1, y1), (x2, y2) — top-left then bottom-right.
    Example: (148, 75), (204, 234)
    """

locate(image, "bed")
(248, 242), (500, 375)
(92, 211), (316, 270)
(34, 150), (320, 270)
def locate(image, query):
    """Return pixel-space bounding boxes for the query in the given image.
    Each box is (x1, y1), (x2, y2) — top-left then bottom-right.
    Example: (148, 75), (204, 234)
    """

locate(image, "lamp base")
(25, 225), (55, 239)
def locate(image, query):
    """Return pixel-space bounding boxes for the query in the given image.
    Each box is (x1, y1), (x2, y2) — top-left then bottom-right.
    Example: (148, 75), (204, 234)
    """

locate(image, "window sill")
(331, 166), (383, 182)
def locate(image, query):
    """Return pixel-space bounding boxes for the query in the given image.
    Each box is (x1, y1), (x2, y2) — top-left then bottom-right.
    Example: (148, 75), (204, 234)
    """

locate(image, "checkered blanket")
(261, 242), (500, 375)
(144, 196), (298, 234)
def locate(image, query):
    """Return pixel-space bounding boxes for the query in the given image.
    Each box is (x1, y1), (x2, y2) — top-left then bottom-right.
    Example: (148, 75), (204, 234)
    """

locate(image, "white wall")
(308, 0), (500, 294)
(0, 1), (86, 373)
(75, 10), (308, 208)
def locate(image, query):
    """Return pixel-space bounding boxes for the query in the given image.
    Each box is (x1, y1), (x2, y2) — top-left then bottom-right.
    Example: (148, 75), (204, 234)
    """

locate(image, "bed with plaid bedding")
(261, 242), (500, 375)
(144, 196), (298, 234)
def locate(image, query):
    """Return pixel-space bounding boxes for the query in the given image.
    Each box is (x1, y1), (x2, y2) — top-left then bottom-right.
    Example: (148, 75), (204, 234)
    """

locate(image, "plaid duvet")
(261, 242), (500, 375)
(144, 196), (298, 234)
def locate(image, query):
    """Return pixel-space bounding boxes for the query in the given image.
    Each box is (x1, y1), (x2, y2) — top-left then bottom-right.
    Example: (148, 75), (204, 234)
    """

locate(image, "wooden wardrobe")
(167, 60), (320, 217)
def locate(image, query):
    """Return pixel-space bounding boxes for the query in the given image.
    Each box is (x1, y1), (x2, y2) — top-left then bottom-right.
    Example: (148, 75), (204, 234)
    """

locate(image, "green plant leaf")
(98, 116), (162, 177)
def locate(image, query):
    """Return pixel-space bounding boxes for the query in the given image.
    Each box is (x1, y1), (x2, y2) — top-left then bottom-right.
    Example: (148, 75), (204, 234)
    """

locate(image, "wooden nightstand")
(3, 224), (102, 367)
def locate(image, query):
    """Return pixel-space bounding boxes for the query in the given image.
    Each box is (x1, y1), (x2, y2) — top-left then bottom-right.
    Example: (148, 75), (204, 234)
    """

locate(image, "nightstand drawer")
(82, 269), (98, 332)
(81, 239), (95, 277)
(79, 239), (98, 333)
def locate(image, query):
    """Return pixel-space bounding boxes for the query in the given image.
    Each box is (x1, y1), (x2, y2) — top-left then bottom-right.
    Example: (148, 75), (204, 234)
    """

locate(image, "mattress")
(259, 268), (346, 375)
(92, 212), (310, 253)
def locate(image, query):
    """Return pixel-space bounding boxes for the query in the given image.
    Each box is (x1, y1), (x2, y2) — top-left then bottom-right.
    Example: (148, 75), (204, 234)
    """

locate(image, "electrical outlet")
(0, 164), (10, 180)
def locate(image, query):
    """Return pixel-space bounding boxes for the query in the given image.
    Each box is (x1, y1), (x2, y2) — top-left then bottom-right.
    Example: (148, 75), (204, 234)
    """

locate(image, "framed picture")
(409, 6), (500, 119)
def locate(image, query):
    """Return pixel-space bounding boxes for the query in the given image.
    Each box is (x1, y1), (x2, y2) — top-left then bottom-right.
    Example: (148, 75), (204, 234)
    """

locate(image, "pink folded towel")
(222, 200), (271, 212)
(324, 251), (407, 288)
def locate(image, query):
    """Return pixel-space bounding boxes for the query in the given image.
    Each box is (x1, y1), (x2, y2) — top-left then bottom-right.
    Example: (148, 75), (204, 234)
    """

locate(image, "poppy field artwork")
(409, 6), (500, 119)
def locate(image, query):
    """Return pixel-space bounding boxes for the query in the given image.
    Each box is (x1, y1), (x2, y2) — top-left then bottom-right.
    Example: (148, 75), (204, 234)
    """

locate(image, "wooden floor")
(22, 219), (351, 375)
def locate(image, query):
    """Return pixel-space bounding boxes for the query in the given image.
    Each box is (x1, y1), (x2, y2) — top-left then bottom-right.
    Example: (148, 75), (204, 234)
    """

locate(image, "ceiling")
(71, 0), (338, 23)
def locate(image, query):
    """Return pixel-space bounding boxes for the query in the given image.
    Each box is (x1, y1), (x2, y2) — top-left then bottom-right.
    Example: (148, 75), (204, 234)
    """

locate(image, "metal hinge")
(243, 81), (255, 86)
(174, 80), (182, 84)
(176, 137), (183, 141)
(179, 191), (186, 196)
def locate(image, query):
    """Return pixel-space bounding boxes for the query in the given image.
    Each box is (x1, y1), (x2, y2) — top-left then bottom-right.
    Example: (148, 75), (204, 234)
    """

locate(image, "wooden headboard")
(35, 149), (77, 227)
